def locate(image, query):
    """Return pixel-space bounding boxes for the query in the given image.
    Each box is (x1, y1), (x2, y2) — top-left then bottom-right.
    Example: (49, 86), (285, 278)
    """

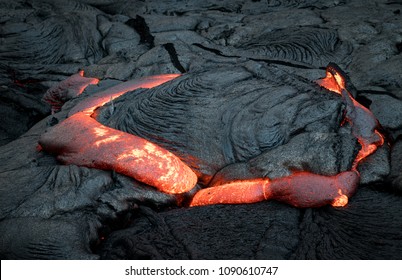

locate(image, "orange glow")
(67, 70), (99, 95)
(94, 135), (121, 147)
(191, 170), (359, 208)
(93, 127), (109, 137)
(331, 189), (348, 207)
(40, 68), (385, 209)
(316, 71), (342, 95)
(352, 129), (385, 168)
(333, 72), (346, 90)
(190, 178), (271, 206)
(69, 74), (181, 116)
(192, 64), (384, 208)
(316, 64), (385, 170)
(43, 70), (99, 112)
(39, 112), (197, 194)
(40, 73), (196, 194)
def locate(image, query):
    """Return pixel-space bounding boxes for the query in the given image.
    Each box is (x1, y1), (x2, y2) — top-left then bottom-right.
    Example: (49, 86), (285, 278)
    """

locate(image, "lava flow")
(40, 72), (197, 194)
(42, 70), (99, 113)
(40, 66), (385, 208)
(190, 63), (385, 208)
(69, 73), (180, 116)
(39, 112), (197, 194)
(190, 171), (359, 208)
(316, 63), (385, 169)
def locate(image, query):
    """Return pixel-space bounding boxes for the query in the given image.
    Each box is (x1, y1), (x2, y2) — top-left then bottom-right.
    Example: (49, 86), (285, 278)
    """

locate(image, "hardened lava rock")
(1, 0), (402, 260)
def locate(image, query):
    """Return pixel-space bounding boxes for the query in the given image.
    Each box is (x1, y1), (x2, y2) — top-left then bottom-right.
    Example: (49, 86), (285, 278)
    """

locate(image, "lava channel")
(40, 66), (385, 208)
(40, 72), (197, 194)
(190, 63), (385, 208)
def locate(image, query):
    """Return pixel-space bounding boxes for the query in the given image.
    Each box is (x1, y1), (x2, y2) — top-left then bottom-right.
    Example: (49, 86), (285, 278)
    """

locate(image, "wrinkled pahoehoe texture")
(0, 0), (402, 259)
(95, 66), (356, 184)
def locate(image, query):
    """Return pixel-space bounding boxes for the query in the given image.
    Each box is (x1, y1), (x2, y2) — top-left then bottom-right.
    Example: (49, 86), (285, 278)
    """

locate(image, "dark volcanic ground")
(0, 0), (402, 259)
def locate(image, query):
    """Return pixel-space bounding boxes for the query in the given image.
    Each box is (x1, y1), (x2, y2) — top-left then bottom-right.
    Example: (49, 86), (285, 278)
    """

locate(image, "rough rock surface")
(0, 0), (402, 259)
(95, 65), (356, 184)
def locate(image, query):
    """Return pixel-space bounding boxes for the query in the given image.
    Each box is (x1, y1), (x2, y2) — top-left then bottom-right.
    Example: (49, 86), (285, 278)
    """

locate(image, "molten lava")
(40, 73), (197, 194)
(43, 70), (99, 113)
(39, 65), (385, 208)
(190, 178), (271, 206)
(190, 63), (385, 208)
(316, 71), (342, 94)
(316, 63), (385, 169)
(69, 74), (180, 116)
(39, 112), (197, 194)
(191, 171), (359, 208)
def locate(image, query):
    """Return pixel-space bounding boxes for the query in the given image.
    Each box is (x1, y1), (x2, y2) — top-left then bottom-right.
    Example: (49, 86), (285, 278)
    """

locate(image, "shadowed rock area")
(1, 0), (402, 259)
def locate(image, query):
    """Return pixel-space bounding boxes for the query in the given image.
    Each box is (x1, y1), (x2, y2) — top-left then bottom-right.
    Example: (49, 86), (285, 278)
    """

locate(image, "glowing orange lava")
(316, 63), (385, 169)
(69, 74), (181, 116)
(316, 71), (342, 94)
(43, 70), (99, 113)
(39, 112), (197, 194)
(191, 63), (384, 208)
(40, 66), (384, 209)
(353, 129), (384, 168)
(190, 178), (271, 206)
(331, 189), (348, 207)
(191, 171), (359, 208)
(40, 74), (197, 194)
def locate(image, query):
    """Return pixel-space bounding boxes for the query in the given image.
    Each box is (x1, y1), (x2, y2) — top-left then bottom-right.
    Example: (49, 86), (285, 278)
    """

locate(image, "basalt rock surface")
(95, 65), (357, 184)
(1, 0), (402, 259)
